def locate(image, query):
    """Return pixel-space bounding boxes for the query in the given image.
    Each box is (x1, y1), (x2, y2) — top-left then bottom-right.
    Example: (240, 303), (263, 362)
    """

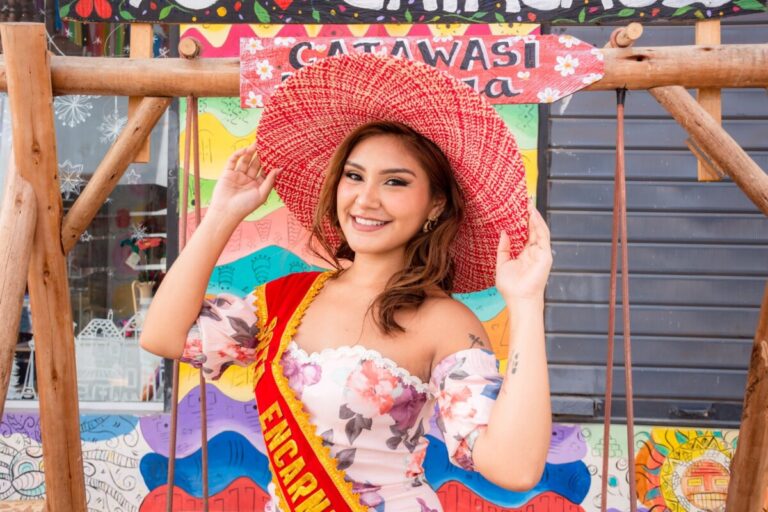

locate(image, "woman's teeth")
(354, 217), (387, 226)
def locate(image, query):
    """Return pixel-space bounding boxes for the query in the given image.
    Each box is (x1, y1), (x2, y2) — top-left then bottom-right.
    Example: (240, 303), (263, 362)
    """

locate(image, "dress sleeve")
(429, 348), (503, 471)
(179, 286), (263, 381)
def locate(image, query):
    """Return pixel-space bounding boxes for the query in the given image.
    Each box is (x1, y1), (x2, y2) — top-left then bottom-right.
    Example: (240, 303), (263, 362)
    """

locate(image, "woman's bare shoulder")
(419, 294), (492, 366)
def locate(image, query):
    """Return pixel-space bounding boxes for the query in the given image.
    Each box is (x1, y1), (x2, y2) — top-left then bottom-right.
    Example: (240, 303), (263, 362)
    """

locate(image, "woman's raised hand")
(208, 141), (282, 224)
(495, 200), (553, 305)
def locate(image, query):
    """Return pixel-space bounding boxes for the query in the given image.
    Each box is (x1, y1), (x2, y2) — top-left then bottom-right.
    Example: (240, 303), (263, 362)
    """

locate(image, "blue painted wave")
(424, 434), (590, 507)
(454, 287), (506, 322)
(140, 430), (271, 496)
(207, 245), (323, 297)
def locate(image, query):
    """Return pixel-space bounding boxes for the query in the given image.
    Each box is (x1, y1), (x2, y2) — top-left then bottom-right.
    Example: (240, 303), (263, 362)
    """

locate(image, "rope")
(166, 95), (209, 511)
(601, 88), (637, 512)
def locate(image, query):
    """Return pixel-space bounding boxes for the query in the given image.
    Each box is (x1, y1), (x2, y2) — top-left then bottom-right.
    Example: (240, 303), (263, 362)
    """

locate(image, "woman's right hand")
(207, 141), (282, 224)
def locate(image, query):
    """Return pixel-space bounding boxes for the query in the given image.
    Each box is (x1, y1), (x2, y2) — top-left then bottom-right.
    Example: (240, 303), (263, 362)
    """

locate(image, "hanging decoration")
(59, 0), (767, 26)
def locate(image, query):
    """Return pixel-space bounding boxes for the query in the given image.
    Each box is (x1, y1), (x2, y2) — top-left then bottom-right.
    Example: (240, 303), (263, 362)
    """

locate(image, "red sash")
(251, 271), (366, 512)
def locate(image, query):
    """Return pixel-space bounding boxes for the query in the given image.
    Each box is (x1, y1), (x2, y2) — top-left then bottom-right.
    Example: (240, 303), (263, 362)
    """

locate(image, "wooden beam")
(726, 282), (768, 512)
(650, 85), (768, 216)
(0, 22), (87, 511)
(0, 44), (764, 97)
(61, 96), (171, 253)
(0, 152), (36, 416)
(695, 20), (722, 181)
(128, 24), (154, 163)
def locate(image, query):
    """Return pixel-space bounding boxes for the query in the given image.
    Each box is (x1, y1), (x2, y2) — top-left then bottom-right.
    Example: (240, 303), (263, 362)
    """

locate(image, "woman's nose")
(355, 183), (380, 208)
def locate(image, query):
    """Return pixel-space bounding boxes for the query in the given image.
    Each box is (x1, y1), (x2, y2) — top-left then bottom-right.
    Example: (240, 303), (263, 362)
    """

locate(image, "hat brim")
(257, 54), (528, 293)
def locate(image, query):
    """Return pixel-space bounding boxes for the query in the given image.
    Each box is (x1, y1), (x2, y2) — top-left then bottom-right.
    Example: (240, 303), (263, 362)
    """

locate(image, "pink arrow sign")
(240, 33), (603, 107)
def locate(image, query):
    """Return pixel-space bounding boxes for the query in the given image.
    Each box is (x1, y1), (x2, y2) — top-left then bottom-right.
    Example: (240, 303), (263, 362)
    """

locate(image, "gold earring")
(422, 216), (438, 233)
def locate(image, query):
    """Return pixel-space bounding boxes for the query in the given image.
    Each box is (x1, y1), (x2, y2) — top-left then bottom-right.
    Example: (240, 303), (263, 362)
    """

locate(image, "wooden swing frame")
(0, 21), (766, 512)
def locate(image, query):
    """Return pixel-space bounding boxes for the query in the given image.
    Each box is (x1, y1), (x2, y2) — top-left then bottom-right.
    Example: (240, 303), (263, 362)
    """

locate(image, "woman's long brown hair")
(310, 121), (465, 335)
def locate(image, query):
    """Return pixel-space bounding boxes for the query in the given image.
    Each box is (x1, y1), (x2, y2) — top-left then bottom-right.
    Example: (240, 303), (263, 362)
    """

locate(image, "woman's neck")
(338, 250), (406, 290)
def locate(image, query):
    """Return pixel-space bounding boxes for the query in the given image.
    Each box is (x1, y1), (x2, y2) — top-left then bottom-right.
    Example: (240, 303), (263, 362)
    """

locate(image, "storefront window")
(2, 93), (176, 407)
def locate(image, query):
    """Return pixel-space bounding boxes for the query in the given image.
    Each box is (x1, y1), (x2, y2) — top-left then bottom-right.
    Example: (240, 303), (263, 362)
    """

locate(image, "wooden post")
(128, 24), (154, 163)
(0, 152), (36, 416)
(650, 85), (768, 216)
(726, 282), (768, 511)
(0, 23), (87, 511)
(695, 20), (723, 181)
(0, 44), (764, 97)
(60, 96), (172, 253)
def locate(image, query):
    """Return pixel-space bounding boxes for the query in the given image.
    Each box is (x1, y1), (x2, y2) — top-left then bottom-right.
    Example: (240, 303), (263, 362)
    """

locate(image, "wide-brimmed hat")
(256, 53), (528, 293)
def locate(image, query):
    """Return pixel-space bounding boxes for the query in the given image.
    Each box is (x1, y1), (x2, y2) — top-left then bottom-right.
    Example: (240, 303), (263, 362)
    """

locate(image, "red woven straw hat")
(256, 53), (528, 293)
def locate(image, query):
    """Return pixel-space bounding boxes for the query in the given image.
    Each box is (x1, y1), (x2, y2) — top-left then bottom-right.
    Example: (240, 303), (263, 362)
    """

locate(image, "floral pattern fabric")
(181, 289), (502, 512)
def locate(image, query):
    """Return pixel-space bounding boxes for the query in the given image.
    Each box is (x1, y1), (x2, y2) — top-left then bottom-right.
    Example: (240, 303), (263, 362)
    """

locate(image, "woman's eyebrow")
(345, 161), (416, 177)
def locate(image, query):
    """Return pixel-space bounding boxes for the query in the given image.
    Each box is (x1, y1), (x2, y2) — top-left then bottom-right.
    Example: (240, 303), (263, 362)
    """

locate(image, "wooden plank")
(726, 282), (768, 511)
(0, 23), (87, 511)
(60, 96), (171, 252)
(546, 303), (760, 338)
(549, 181), (760, 213)
(549, 150), (768, 180)
(547, 334), (752, 369)
(551, 118), (766, 150)
(549, 211), (768, 243)
(650, 85), (768, 215)
(549, 89), (768, 118)
(128, 23), (153, 163)
(0, 44), (765, 97)
(548, 364), (746, 400)
(0, 152), (35, 417)
(551, 242), (768, 275)
(695, 20), (723, 181)
(546, 273), (766, 307)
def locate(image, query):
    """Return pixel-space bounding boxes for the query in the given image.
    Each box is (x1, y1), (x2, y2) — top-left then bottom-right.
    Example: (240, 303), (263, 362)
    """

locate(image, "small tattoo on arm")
(468, 333), (487, 349)
(509, 351), (520, 375)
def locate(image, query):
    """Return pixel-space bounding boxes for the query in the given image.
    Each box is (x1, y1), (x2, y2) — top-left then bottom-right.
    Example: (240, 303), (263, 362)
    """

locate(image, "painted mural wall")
(0, 21), (744, 512)
(0, 411), (739, 511)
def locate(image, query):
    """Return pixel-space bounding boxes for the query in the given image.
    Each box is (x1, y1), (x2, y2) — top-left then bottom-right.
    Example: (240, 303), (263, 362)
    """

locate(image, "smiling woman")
(140, 53), (552, 511)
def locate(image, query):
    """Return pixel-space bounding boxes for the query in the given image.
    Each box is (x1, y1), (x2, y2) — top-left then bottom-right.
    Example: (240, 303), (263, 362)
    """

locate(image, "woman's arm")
(471, 298), (550, 490)
(140, 143), (280, 359)
(471, 202), (553, 490)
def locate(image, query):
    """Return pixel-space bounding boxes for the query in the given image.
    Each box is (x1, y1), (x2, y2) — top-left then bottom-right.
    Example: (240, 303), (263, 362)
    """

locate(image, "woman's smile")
(351, 215), (392, 231)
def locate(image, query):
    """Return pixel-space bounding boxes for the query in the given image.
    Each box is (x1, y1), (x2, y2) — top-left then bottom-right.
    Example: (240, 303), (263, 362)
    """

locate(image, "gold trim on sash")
(255, 271), (367, 512)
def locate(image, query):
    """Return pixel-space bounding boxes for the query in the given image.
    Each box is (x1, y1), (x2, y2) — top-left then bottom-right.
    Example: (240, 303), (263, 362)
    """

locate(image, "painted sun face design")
(681, 459), (729, 512)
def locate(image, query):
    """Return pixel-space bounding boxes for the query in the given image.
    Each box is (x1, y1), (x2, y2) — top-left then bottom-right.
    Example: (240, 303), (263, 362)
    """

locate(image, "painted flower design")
(281, 354), (321, 398)
(245, 38), (264, 54)
(582, 73), (603, 85)
(344, 360), (399, 417)
(437, 385), (477, 422)
(245, 91), (264, 109)
(406, 447), (427, 478)
(590, 48), (605, 61)
(274, 37), (296, 47)
(558, 34), (578, 48)
(554, 54), (579, 77)
(537, 87), (561, 103)
(255, 59), (274, 80)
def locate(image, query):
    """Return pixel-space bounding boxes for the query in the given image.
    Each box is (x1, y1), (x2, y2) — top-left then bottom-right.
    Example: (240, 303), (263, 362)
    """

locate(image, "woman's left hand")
(495, 201), (553, 304)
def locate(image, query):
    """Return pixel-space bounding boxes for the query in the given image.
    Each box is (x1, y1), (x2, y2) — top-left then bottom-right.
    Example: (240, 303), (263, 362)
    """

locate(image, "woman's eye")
(344, 171), (362, 181)
(385, 178), (408, 187)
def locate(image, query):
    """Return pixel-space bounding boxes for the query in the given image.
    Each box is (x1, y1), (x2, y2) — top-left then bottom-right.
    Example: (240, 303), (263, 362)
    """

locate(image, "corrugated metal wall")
(544, 14), (768, 427)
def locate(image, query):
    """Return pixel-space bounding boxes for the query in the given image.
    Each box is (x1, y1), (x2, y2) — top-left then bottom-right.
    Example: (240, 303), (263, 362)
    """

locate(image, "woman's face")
(336, 134), (443, 259)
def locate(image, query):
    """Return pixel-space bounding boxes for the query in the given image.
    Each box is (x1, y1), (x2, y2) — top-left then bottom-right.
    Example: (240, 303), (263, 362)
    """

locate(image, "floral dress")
(182, 278), (503, 512)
